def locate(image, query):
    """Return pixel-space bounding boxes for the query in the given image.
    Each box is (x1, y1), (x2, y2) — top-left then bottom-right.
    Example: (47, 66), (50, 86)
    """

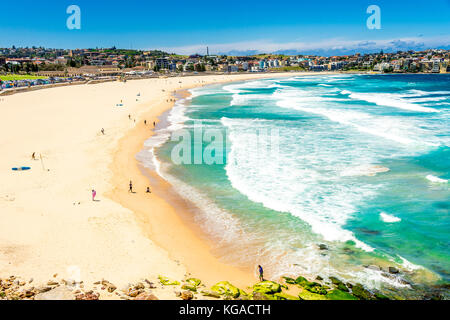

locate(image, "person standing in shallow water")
(258, 265), (264, 282)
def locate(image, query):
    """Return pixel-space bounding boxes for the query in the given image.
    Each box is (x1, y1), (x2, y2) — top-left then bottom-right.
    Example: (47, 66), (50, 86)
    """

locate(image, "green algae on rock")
(253, 281), (282, 294)
(211, 281), (241, 298)
(158, 276), (180, 286)
(326, 289), (358, 300)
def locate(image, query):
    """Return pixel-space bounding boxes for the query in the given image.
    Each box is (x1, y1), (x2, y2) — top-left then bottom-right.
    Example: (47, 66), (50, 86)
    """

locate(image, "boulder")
(351, 283), (373, 300)
(252, 292), (276, 300)
(304, 282), (327, 295)
(75, 291), (100, 300)
(388, 267), (399, 274)
(298, 289), (328, 300)
(274, 292), (300, 300)
(282, 276), (296, 284)
(253, 281), (282, 294)
(295, 276), (309, 286)
(326, 289), (358, 300)
(135, 292), (159, 300)
(34, 286), (75, 300)
(211, 281), (240, 298)
(318, 244), (328, 250)
(373, 292), (390, 300)
(200, 290), (221, 299)
(329, 276), (343, 286)
(181, 290), (194, 300)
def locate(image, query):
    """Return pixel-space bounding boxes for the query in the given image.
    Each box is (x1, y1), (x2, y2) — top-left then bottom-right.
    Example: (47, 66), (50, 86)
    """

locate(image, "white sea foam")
(380, 212), (401, 223)
(426, 175), (448, 183)
(340, 90), (439, 113)
(222, 116), (375, 252)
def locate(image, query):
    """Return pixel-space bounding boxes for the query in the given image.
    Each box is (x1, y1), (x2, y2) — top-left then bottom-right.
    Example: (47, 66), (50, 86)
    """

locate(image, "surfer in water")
(258, 265), (264, 282)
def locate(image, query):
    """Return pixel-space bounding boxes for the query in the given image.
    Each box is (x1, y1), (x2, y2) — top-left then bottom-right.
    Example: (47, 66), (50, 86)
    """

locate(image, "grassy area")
(271, 66), (306, 72)
(0, 74), (49, 81)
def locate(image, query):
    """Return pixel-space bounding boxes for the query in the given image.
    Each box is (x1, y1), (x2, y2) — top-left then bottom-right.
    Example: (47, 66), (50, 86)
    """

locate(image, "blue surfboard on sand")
(12, 167), (31, 171)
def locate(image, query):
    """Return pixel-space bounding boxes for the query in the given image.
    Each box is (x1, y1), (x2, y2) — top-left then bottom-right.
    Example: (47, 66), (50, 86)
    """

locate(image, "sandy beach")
(0, 72), (325, 299)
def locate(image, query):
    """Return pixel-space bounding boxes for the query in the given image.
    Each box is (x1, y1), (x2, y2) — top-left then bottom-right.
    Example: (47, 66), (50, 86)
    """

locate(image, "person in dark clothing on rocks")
(258, 265), (264, 282)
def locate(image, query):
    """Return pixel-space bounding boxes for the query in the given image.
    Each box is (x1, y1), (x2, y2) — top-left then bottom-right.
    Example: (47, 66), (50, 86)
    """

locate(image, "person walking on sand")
(258, 265), (264, 282)
(92, 189), (97, 201)
(129, 181), (133, 193)
(144, 120), (147, 125)
(153, 121), (156, 127)
(101, 128), (105, 135)
(146, 187), (151, 194)
(128, 114), (131, 120)
(32, 152), (36, 160)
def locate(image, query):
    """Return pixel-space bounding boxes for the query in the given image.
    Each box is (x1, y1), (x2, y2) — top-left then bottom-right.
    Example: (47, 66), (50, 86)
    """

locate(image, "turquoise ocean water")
(138, 74), (449, 296)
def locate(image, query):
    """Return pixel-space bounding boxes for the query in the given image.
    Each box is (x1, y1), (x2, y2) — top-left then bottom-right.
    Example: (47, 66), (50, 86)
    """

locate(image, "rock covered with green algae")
(200, 290), (221, 299)
(158, 276), (180, 286)
(181, 278), (202, 292)
(304, 281), (327, 295)
(326, 289), (358, 300)
(274, 292), (300, 300)
(328, 277), (349, 292)
(282, 276), (297, 285)
(186, 278), (201, 286)
(351, 283), (374, 300)
(211, 281), (241, 298)
(253, 281), (282, 294)
(181, 284), (197, 292)
(252, 292), (277, 300)
(298, 289), (329, 300)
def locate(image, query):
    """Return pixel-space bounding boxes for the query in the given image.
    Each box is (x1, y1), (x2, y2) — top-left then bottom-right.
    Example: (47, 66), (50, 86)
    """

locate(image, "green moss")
(326, 289), (358, 300)
(351, 283), (373, 300)
(181, 284), (197, 292)
(374, 292), (390, 300)
(252, 292), (277, 300)
(336, 283), (349, 292)
(298, 289), (329, 300)
(282, 276), (296, 284)
(158, 275), (180, 286)
(295, 276), (309, 286)
(253, 281), (282, 294)
(304, 283), (328, 295)
(211, 281), (240, 298)
(186, 278), (201, 287)
(274, 292), (300, 300)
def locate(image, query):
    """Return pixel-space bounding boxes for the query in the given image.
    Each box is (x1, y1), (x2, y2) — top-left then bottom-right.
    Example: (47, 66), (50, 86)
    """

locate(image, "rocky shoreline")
(1, 271), (447, 300)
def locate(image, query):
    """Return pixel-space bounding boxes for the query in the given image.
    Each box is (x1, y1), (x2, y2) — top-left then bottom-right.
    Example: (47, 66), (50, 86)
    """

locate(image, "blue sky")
(0, 0), (449, 55)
